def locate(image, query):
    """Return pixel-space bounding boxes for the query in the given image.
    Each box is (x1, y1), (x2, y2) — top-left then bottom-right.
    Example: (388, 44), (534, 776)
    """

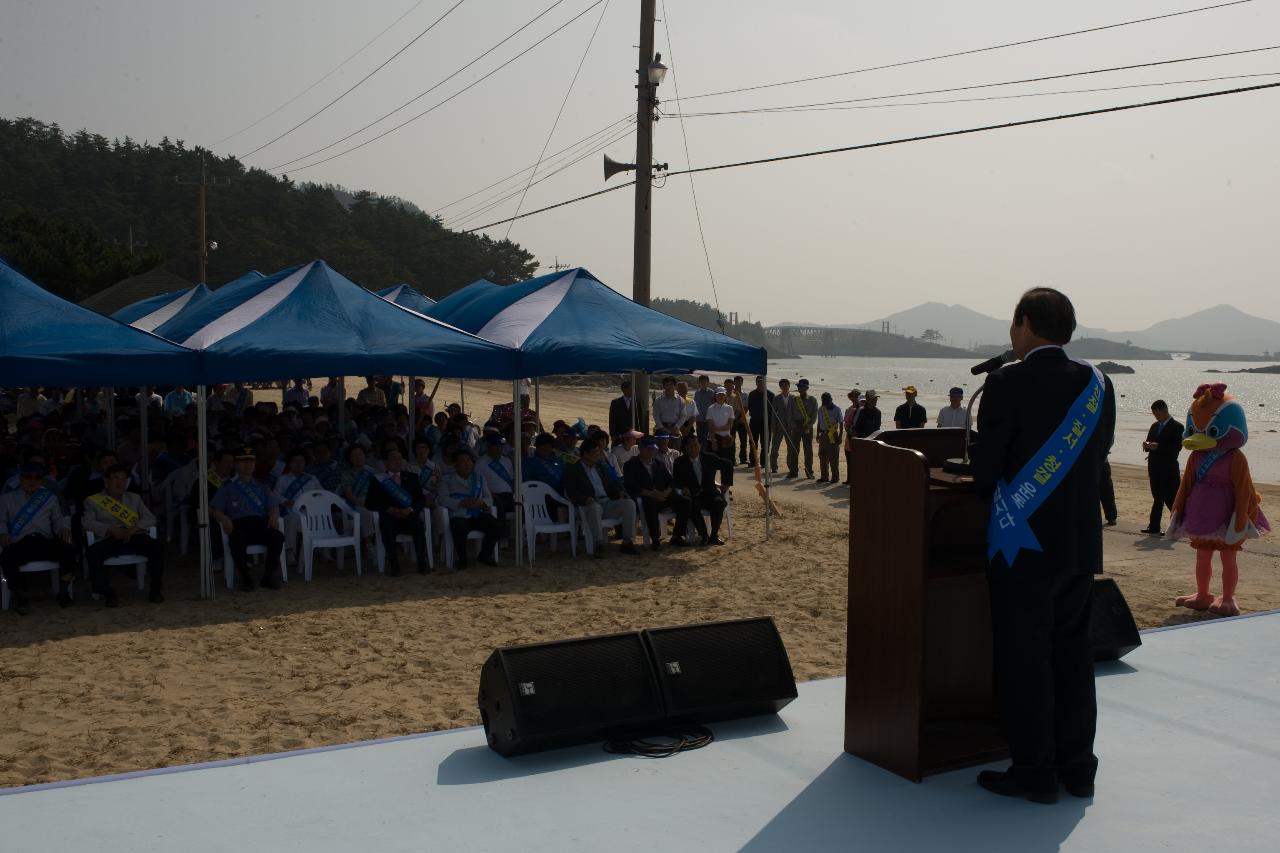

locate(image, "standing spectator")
(675, 380), (698, 440)
(163, 385), (194, 418)
(83, 463), (164, 606)
(0, 461), (75, 613)
(894, 386), (927, 429)
(624, 438), (693, 550)
(320, 377), (342, 409)
(728, 377), (749, 465)
(936, 387), (968, 428)
(209, 448), (284, 591)
(815, 392), (843, 483)
(746, 376), (774, 468)
(792, 379), (818, 479)
(564, 438), (639, 557)
(652, 376), (685, 434)
(231, 382), (255, 417)
(1141, 399), (1184, 536)
(438, 448), (501, 569)
(770, 378), (793, 475)
(693, 375), (716, 443)
(608, 378), (636, 443)
(369, 447), (429, 576)
(705, 387), (736, 461)
(855, 390), (882, 437)
(283, 379), (310, 409)
(411, 379), (435, 423)
(842, 390), (862, 484)
(356, 376), (386, 408)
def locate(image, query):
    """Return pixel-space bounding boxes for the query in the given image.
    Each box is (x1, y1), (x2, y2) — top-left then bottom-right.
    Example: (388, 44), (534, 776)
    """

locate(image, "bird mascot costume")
(1168, 383), (1270, 616)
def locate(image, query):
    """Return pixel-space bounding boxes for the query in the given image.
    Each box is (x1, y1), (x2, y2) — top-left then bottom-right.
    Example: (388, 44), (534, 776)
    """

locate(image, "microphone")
(970, 350), (1015, 376)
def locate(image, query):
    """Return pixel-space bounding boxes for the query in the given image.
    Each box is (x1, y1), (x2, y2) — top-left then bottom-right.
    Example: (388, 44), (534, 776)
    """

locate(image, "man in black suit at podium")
(972, 288), (1116, 805)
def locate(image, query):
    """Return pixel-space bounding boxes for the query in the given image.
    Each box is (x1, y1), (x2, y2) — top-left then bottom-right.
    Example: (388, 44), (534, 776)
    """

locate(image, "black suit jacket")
(608, 395), (635, 442)
(624, 455), (673, 499)
(672, 453), (732, 501)
(564, 460), (626, 506)
(1145, 417), (1184, 472)
(854, 407), (882, 438)
(972, 347), (1117, 576)
(367, 470), (425, 513)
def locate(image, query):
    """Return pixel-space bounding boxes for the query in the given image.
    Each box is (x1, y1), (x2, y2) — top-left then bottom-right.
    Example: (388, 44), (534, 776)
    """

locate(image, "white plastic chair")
(84, 525), (158, 591)
(442, 499), (500, 569)
(687, 489), (733, 542)
(293, 490), (361, 582)
(580, 505), (626, 553)
(521, 481), (576, 562)
(636, 497), (677, 547)
(218, 519), (288, 589)
(374, 507), (435, 573)
(158, 463), (197, 550)
(0, 547), (64, 610)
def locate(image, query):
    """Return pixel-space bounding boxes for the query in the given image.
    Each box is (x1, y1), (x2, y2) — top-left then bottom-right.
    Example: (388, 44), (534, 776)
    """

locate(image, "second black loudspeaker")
(1090, 578), (1142, 661)
(643, 617), (798, 723)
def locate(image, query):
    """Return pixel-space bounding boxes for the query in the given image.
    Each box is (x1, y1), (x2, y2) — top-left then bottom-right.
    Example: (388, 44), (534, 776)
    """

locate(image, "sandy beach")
(2, 378), (1277, 788)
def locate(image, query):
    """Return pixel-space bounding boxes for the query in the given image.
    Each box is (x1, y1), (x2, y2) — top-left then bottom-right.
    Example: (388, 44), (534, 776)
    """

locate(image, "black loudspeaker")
(643, 617), (798, 723)
(1090, 578), (1142, 661)
(478, 631), (664, 757)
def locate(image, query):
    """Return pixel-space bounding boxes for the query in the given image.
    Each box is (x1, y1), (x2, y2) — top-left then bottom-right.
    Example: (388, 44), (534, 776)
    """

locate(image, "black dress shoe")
(977, 770), (1059, 804)
(1061, 779), (1095, 798)
(1139, 528), (1164, 536)
(149, 590), (165, 604)
(620, 542), (640, 555)
(669, 536), (689, 547)
(14, 596), (31, 616)
(479, 555), (499, 567)
(58, 588), (74, 607)
(697, 535), (710, 547)
(388, 565), (403, 577)
(1104, 519), (1117, 527)
(239, 573), (256, 592)
(260, 575), (281, 591)
(707, 536), (725, 546)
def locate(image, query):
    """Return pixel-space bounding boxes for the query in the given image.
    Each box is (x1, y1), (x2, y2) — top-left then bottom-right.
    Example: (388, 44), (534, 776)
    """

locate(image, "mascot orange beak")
(1183, 432), (1217, 452)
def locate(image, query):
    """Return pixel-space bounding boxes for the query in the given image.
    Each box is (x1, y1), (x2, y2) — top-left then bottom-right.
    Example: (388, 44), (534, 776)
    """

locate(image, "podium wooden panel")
(844, 430), (1007, 781)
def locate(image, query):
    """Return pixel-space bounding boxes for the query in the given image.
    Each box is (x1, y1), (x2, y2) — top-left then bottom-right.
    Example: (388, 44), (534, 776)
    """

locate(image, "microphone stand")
(942, 387), (984, 475)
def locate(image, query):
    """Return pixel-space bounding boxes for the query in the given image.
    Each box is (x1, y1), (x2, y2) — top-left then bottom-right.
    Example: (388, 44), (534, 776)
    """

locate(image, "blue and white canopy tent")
(425, 278), (500, 320)
(377, 283), (435, 314)
(168, 259), (524, 594)
(111, 283), (210, 331)
(1, 256), (199, 387)
(426, 267), (767, 377)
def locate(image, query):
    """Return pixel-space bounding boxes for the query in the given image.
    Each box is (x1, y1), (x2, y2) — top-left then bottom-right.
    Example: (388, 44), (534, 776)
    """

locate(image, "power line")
(660, 0), (722, 320)
(213, 0), (429, 147)
(667, 71), (1280, 117)
(277, 0), (608, 176)
(430, 115), (631, 215)
(505, 0), (614, 240)
(268, 0), (574, 173)
(241, 0), (469, 160)
(662, 44), (1280, 117)
(670, 0), (1256, 104)
(460, 80), (1280, 233)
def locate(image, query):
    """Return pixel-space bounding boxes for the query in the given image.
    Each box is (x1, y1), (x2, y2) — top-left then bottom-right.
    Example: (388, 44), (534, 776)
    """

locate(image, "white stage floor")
(3, 613), (1279, 853)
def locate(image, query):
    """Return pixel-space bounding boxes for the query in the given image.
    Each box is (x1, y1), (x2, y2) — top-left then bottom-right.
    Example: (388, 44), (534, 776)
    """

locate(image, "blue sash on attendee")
(488, 458), (514, 489)
(283, 474), (313, 504)
(8, 487), (53, 537)
(987, 363), (1106, 565)
(352, 469), (371, 499)
(311, 463), (340, 492)
(232, 478), (267, 516)
(1195, 449), (1226, 484)
(450, 475), (484, 519)
(378, 473), (414, 509)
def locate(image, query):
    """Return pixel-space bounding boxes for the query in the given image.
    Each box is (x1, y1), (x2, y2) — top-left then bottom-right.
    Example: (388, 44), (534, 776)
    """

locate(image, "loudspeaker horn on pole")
(604, 154), (636, 181)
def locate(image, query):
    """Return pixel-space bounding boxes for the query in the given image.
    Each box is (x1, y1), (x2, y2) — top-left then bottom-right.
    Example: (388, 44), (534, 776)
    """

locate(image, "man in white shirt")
(937, 386), (969, 429)
(283, 379), (310, 409)
(706, 387), (736, 461)
(162, 385), (194, 418)
(320, 378), (342, 409)
(652, 376), (686, 434)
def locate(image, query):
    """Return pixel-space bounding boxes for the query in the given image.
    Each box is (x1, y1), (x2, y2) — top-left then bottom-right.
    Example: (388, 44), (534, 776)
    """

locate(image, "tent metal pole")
(197, 385), (213, 600)
(764, 378), (772, 540)
(139, 393), (150, 507)
(338, 377), (346, 438)
(106, 388), (116, 450)
(408, 376), (417, 441)
(512, 378), (523, 570)
(533, 378), (541, 431)
(460, 380), (466, 416)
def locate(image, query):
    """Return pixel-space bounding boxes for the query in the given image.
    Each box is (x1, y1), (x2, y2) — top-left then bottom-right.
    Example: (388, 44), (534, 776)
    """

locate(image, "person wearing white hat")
(706, 387), (736, 462)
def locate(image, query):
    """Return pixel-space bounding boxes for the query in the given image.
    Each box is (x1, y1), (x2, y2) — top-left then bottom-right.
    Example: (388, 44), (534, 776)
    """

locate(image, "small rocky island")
(1098, 361), (1135, 375)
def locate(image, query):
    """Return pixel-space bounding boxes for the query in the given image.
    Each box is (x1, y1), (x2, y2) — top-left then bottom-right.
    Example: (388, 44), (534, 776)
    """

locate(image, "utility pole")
(632, 0), (662, 426)
(550, 256), (571, 272)
(175, 155), (229, 283)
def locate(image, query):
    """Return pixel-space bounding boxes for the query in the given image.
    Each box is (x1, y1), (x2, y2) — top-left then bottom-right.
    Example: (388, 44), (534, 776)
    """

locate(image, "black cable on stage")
(268, 0), (575, 173)
(670, 0), (1255, 104)
(663, 44), (1280, 117)
(603, 725), (714, 758)
(460, 80), (1280, 233)
(666, 71), (1280, 117)
(241, 0), (469, 159)
(278, 0), (608, 175)
(504, 0), (614, 240)
(214, 0), (428, 148)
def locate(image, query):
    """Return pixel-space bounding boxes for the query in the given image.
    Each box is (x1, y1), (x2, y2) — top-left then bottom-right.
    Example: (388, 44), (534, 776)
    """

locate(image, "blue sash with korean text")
(231, 478), (267, 516)
(352, 469), (371, 499)
(283, 474), (313, 504)
(378, 473), (414, 509)
(450, 475), (484, 519)
(488, 458), (514, 489)
(987, 363), (1106, 566)
(9, 487), (53, 537)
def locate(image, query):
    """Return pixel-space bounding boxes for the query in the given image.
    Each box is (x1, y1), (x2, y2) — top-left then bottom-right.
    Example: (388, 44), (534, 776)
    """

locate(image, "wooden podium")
(844, 428), (1008, 781)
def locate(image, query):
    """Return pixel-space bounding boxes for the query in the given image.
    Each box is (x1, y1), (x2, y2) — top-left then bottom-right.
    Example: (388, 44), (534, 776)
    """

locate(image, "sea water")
(759, 356), (1280, 483)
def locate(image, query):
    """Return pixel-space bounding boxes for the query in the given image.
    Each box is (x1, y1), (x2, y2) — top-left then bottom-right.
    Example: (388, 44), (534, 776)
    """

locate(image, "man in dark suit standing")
(672, 434), (733, 545)
(853, 390), (882, 438)
(368, 447), (429, 575)
(1141, 399), (1183, 536)
(746, 376), (774, 467)
(608, 378), (635, 444)
(972, 287), (1116, 805)
(624, 438), (693, 550)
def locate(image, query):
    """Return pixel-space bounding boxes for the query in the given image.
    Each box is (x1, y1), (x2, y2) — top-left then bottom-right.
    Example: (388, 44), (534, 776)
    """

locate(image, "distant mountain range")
(781, 302), (1280, 356)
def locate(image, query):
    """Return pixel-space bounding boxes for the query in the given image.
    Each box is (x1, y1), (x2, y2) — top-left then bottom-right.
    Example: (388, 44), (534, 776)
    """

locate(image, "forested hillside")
(651, 297), (766, 346)
(0, 116), (537, 301)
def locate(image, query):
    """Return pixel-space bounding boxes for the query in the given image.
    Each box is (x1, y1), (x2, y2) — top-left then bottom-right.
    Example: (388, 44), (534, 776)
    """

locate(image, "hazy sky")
(3, 0), (1279, 330)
